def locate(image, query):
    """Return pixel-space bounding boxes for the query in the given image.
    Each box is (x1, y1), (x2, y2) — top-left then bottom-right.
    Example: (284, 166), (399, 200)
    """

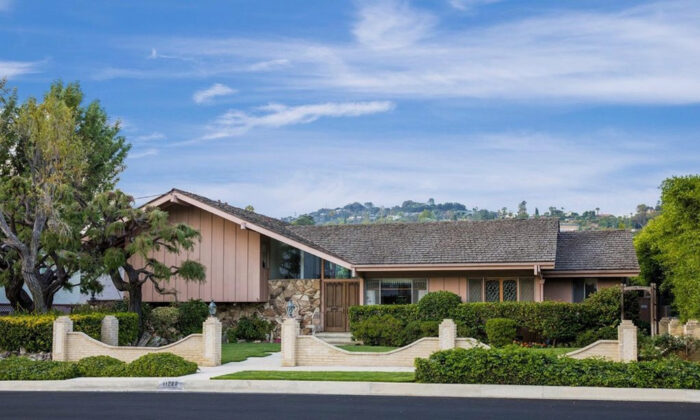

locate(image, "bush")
(0, 312), (139, 352)
(401, 320), (439, 345)
(150, 306), (181, 341)
(349, 304), (418, 325)
(75, 356), (128, 377)
(415, 347), (700, 389)
(417, 291), (461, 321)
(228, 315), (274, 342)
(639, 333), (700, 361)
(126, 353), (198, 377)
(575, 325), (617, 347)
(350, 314), (404, 346)
(485, 318), (517, 347)
(0, 357), (80, 380)
(177, 299), (209, 336)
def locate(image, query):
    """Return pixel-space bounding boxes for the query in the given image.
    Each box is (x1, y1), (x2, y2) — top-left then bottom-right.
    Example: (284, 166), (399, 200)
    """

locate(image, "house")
(138, 189), (640, 333)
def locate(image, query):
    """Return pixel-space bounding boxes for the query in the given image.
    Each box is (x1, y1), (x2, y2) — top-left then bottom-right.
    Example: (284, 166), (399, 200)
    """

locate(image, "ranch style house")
(137, 189), (640, 333)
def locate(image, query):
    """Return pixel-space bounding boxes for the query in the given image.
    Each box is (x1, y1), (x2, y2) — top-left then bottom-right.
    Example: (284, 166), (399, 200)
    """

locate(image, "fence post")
(658, 317), (671, 335)
(52, 316), (73, 361)
(668, 318), (683, 337)
(684, 320), (700, 339)
(281, 318), (299, 367)
(101, 315), (119, 346)
(439, 319), (456, 351)
(202, 317), (222, 367)
(618, 320), (637, 362)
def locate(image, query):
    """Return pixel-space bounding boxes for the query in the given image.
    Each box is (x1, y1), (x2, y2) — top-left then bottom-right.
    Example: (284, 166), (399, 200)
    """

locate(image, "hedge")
(349, 288), (637, 345)
(0, 352), (198, 380)
(0, 312), (139, 352)
(485, 318), (517, 347)
(415, 347), (700, 389)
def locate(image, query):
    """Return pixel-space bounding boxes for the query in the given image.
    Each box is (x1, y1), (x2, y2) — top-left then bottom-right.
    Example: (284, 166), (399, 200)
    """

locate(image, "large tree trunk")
(4, 278), (35, 312)
(128, 283), (144, 325)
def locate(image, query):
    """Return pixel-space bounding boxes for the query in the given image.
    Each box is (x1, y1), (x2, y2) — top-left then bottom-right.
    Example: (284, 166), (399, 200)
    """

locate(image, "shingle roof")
(289, 218), (560, 265)
(553, 230), (640, 271)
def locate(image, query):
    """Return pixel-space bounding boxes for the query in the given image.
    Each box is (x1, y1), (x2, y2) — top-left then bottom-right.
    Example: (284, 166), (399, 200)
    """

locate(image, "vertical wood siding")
(136, 204), (265, 303)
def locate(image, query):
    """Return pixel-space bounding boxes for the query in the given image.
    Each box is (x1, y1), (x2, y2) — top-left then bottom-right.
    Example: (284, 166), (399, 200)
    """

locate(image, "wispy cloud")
(448, 0), (503, 12)
(129, 148), (159, 159)
(133, 132), (165, 142)
(115, 0), (700, 104)
(247, 58), (290, 71)
(202, 101), (395, 140)
(0, 59), (41, 78)
(193, 83), (237, 104)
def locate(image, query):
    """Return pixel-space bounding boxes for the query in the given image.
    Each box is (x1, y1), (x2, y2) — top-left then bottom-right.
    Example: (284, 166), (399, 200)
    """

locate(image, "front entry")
(323, 281), (360, 332)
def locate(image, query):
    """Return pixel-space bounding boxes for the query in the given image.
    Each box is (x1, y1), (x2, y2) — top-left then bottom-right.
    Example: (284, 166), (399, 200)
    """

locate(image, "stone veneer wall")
(217, 279), (321, 338)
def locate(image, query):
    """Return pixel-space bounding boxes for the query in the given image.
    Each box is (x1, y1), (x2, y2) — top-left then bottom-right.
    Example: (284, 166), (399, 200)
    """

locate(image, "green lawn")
(213, 370), (415, 382)
(221, 342), (280, 364)
(337, 345), (398, 352)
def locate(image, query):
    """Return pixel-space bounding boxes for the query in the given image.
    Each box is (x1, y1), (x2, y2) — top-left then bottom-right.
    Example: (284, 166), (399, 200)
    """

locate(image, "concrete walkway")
(185, 352), (413, 380)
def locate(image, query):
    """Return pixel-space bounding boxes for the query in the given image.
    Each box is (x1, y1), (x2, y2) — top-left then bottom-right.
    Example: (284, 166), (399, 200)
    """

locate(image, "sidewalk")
(0, 353), (698, 403)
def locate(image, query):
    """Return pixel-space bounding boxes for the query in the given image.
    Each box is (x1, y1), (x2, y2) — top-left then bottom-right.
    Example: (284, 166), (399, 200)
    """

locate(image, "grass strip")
(213, 370), (415, 382)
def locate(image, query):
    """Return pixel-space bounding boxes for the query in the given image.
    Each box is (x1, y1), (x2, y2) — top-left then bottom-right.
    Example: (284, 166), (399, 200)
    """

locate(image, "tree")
(534, 207), (540, 218)
(292, 214), (315, 226)
(244, 205), (255, 212)
(635, 175), (700, 320)
(0, 80), (129, 312)
(418, 209), (435, 222)
(517, 201), (528, 219)
(82, 191), (205, 325)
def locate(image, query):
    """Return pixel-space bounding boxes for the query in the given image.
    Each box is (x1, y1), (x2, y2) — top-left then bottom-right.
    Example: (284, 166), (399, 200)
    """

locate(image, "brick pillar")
(684, 320), (700, 339)
(669, 318), (683, 337)
(202, 317), (222, 367)
(439, 319), (456, 351)
(101, 315), (119, 346)
(618, 320), (637, 362)
(52, 316), (73, 361)
(281, 318), (299, 367)
(659, 317), (671, 335)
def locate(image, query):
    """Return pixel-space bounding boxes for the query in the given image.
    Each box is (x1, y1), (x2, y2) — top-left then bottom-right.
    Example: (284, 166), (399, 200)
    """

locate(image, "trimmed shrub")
(150, 306), (181, 341)
(350, 314), (404, 346)
(349, 304), (418, 325)
(574, 325), (617, 347)
(75, 356), (128, 377)
(0, 312), (139, 352)
(417, 291), (461, 321)
(0, 357), (80, 380)
(415, 347), (700, 389)
(177, 299), (209, 336)
(485, 318), (517, 347)
(126, 353), (198, 377)
(229, 315), (274, 342)
(401, 320), (440, 345)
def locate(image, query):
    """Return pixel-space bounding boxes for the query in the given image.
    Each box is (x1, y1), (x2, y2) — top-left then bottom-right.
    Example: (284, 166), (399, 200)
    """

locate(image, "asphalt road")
(0, 392), (696, 419)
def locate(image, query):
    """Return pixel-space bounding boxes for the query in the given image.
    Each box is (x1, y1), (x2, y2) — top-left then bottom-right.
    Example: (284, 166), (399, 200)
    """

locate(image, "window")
(573, 278), (598, 303)
(364, 279), (428, 305)
(268, 239), (321, 279)
(324, 260), (352, 279)
(469, 277), (535, 302)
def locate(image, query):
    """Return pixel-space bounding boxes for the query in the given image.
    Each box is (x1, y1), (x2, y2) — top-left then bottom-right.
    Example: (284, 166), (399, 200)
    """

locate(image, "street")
(0, 392), (696, 419)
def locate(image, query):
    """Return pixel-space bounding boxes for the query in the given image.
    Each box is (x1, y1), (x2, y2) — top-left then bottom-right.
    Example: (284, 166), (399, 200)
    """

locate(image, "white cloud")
(0, 60), (41, 78)
(133, 132), (165, 142)
(129, 148), (159, 159)
(352, 0), (436, 50)
(247, 59), (290, 71)
(192, 83), (237, 104)
(118, 0), (700, 104)
(201, 101), (395, 140)
(448, 0), (503, 12)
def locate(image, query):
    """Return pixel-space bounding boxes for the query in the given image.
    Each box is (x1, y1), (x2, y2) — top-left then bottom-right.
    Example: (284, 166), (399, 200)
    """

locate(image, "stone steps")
(314, 332), (358, 346)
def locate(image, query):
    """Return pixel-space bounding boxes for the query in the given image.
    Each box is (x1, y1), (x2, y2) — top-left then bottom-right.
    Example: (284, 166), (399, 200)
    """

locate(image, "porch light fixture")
(208, 300), (217, 316)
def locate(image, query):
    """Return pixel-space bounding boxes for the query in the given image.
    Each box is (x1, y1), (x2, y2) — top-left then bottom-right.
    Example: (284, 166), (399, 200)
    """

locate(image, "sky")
(1, 0), (699, 217)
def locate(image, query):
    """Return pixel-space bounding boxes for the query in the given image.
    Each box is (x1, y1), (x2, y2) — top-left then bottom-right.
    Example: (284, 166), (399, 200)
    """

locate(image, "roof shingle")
(553, 230), (640, 271)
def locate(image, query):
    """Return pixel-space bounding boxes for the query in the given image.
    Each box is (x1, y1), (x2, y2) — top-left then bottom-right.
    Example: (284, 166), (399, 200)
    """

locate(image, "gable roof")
(289, 218), (559, 266)
(553, 230), (640, 272)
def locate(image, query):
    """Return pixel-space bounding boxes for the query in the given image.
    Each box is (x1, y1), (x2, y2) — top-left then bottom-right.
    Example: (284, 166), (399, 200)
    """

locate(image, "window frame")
(468, 277), (534, 302)
(364, 278), (429, 305)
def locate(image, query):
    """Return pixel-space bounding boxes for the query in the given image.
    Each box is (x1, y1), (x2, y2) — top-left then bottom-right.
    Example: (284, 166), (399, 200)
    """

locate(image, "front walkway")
(184, 352), (414, 380)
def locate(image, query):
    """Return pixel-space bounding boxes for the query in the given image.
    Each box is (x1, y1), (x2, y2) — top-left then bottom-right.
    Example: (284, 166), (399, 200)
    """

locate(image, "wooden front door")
(324, 281), (359, 332)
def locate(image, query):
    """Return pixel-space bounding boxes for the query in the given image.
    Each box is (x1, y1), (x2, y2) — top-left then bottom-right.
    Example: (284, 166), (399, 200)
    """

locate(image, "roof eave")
(354, 262), (555, 272)
(543, 269), (640, 278)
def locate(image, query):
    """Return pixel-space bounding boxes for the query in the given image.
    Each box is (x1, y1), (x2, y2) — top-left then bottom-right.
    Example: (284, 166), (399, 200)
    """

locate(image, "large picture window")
(468, 277), (535, 302)
(364, 279), (428, 305)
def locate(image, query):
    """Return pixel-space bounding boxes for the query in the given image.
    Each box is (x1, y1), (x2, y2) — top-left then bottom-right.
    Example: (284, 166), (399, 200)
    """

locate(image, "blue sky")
(1, 0), (699, 217)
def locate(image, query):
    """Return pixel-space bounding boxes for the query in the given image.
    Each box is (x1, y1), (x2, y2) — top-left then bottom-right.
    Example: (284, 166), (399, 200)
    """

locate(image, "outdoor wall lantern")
(208, 300), (217, 316)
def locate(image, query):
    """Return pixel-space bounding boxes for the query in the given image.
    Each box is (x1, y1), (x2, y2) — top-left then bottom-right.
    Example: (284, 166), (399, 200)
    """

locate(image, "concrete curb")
(0, 378), (698, 403)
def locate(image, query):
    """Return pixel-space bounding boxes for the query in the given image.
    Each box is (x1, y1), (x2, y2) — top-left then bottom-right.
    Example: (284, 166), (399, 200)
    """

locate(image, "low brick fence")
(660, 318), (700, 362)
(52, 315), (222, 366)
(281, 318), (488, 367)
(566, 320), (637, 362)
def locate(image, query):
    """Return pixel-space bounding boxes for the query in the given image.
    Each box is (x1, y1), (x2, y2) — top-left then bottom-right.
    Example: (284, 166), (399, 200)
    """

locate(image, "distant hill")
(283, 199), (657, 232)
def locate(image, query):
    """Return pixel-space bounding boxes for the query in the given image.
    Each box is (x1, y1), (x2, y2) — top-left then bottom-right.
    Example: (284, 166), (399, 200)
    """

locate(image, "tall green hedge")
(415, 347), (700, 389)
(0, 312), (139, 352)
(349, 288), (637, 345)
